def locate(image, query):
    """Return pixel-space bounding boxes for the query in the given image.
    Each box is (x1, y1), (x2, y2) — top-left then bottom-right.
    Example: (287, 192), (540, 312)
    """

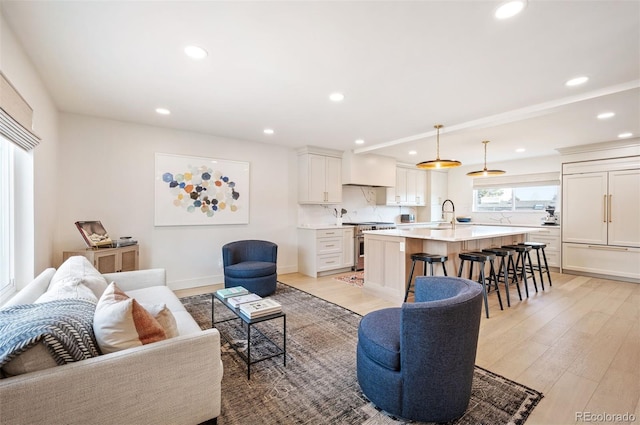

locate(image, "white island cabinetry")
(562, 157), (640, 281)
(298, 226), (354, 277)
(364, 226), (535, 301)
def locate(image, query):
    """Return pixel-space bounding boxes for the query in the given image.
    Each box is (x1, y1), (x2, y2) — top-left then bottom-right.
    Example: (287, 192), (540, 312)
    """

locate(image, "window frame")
(0, 136), (15, 304)
(471, 172), (561, 214)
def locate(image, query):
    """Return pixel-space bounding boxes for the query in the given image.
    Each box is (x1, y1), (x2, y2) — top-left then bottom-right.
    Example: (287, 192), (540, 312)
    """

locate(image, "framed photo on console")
(154, 153), (250, 226)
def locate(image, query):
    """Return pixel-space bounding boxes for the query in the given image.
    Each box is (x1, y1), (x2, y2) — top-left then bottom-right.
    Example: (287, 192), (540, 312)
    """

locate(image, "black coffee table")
(211, 292), (286, 379)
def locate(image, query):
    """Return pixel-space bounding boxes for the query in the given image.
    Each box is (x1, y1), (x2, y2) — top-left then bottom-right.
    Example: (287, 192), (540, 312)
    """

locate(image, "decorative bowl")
(456, 217), (472, 223)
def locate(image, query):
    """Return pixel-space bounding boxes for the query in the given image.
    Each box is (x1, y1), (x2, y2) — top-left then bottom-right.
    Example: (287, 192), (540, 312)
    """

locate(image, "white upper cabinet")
(563, 160), (640, 247)
(562, 172), (609, 244)
(428, 170), (448, 221)
(377, 166), (426, 206)
(608, 169), (640, 247)
(298, 149), (342, 204)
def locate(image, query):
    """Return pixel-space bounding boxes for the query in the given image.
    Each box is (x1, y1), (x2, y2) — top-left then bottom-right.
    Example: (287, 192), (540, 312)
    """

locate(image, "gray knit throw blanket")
(0, 299), (100, 368)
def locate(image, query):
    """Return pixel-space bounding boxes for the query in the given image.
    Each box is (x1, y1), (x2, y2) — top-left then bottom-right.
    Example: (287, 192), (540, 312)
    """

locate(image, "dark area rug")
(180, 283), (543, 424)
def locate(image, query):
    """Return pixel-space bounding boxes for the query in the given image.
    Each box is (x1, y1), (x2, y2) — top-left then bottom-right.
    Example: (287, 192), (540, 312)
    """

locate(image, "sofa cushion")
(51, 256), (108, 299)
(0, 299), (100, 376)
(93, 282), (167, 354)
(35, 277), (98, 304)
(225, 261), (277, 278)
(127, 286), (202, 335)
(1, 342), (58, 377)
(357, 307), (401, 371)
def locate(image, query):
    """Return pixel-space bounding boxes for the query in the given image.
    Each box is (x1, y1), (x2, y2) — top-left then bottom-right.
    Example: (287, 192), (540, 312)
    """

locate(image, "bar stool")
(404, 253), (448, 302)
(457, 252), (503, 318)
(502, 244), (537, 297)
(519, 242), (552, 289)
(482, 247), (522, 307)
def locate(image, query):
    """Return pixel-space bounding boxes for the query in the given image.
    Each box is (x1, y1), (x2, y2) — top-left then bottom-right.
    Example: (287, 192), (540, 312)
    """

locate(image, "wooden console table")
(62, 245), (139, 274)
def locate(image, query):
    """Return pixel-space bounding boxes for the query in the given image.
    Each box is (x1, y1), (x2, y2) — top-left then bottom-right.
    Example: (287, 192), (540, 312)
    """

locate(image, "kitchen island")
(363, 225), (540, 301)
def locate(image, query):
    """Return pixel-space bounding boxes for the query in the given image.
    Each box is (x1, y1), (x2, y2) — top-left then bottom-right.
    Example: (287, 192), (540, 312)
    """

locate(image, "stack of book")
(216, 286), (249, 299)
(227, 293), (262, 308)
(239, 298), (282, 319)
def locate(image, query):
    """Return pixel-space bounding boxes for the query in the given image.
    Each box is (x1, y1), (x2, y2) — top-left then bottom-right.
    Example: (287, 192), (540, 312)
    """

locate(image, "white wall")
(447, 155), (563, 226)
(56, 113), (298, 290)
(1, 12), (60, 289)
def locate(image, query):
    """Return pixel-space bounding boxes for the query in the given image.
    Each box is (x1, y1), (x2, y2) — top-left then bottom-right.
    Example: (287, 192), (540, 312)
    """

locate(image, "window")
(0, 136), (15, 303)
(472, 172), (560, 213)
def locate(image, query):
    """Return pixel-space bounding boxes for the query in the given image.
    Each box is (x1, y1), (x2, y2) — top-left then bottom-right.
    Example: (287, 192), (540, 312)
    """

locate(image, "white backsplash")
(298, 186), (418, 225)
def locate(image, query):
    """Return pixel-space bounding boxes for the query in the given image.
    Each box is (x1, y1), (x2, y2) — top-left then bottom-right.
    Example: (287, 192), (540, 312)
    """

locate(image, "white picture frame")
(154, 153), (250, 226)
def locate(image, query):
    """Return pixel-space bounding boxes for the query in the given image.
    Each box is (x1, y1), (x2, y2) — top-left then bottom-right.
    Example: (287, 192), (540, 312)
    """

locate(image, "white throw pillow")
(141, 303), (179, 339)
(50, 256), (108, 298)
(35, 276), (98, 304)
(93, 282), (167, 354)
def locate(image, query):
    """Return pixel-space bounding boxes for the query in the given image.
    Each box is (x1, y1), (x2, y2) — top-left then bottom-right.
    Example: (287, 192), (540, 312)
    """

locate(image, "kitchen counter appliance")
(343, 222), (397, 271)
(542, 206), (559, 225)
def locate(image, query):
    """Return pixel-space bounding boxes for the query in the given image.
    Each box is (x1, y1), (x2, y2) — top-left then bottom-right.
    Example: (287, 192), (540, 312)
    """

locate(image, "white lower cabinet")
(562, 243), (640, 280)
(527, 227), (561, 268)
(298, 227), (354, 277)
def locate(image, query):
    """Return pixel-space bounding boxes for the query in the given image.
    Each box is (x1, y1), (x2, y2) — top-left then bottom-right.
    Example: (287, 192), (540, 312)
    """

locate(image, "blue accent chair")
(357, 276), (483, 422)
(222, 240), (278, 297)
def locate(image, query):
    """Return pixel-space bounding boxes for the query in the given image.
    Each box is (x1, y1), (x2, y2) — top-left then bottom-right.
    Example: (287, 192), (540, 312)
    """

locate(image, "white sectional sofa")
(0, 261), (222, 425)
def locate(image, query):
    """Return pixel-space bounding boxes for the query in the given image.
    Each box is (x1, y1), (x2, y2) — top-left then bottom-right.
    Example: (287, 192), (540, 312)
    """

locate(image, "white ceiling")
(2, 0), (639, 166)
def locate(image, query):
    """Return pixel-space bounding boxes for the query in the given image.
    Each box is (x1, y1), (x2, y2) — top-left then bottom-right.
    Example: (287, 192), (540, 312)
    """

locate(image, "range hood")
(342, 151), (396, 187)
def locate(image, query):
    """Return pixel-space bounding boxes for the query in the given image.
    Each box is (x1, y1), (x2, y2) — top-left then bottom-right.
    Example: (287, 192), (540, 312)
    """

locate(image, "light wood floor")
(176, 271), (639, 424)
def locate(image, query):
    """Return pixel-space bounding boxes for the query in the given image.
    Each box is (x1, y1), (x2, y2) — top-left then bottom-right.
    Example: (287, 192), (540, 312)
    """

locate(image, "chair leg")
(479, 266), (489, 319)
(442, 262), (448, 276)
(404, 260), (417, 302)
(429, 262), (434, 276)
(500, 257), (511, 307)
(508, 255), (523, 301)
(525, 251), (538, 292)
(457, 260), (465, 278)
(535, 248), (545, 290)
(488, 259), (503, 311)
(542, 248), (552, 286)
(517, 252), (530, 298)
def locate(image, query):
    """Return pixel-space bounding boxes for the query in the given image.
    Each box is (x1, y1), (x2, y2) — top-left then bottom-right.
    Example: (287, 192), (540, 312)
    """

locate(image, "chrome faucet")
(441, 199), (456, 229)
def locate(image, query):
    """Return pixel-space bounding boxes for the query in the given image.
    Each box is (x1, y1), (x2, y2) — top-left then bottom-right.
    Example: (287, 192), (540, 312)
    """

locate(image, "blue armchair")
(222, 240), (278, 297)
(357, 276), (483, 422)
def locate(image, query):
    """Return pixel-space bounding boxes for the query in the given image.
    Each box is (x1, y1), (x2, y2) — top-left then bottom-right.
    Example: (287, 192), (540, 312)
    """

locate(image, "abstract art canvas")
(155, 153), (250, 226)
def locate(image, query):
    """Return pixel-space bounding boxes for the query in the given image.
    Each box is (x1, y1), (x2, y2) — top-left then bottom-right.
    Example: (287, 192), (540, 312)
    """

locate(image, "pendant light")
(466, 141), (505, 177)
(416, 124), (462, 169)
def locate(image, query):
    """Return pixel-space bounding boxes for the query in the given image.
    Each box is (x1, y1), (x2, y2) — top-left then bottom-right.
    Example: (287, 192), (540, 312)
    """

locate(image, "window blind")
(0, 72), (40, 151)
(472, 172), (560, 189)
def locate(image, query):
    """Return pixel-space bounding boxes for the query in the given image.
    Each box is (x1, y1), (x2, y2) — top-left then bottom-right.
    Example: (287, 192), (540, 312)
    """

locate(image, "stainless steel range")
(343, 222), (397, 271)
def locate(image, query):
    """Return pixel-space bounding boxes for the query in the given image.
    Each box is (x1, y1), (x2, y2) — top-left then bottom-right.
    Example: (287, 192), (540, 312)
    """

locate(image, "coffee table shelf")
(211, 292), (286, 379)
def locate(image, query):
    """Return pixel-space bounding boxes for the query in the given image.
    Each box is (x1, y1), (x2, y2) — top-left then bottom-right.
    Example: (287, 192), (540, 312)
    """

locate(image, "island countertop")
(363, 225), (540, 242)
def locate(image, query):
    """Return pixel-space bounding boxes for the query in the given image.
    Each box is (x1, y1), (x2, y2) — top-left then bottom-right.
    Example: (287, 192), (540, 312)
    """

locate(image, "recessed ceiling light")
(516, 148), (526, 153)
(329, 92), (345, 102)
(495, 0), (527, 19)
(355, 139), (364, 145)
(184, 45), (208, 60)
(597, 112), (615, 119)
(565, 76), (589, 87)
(263, 128), (275, 135)
(155, 108), (171, 115)
(618, 132), (633, 139)
(408, 150), (417, 155)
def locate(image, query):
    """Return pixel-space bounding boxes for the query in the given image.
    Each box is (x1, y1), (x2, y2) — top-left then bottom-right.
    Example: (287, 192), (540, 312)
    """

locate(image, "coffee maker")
(541, 206), (558, 225)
